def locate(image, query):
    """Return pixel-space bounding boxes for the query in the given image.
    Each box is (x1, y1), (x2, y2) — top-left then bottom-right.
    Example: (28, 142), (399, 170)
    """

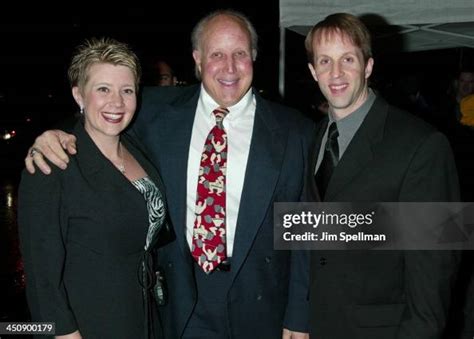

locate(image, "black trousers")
(182, 261), (232, 339)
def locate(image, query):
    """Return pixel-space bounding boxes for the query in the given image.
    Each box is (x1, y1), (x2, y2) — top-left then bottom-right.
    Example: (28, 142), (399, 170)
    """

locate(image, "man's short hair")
(305, 13), (372, 65)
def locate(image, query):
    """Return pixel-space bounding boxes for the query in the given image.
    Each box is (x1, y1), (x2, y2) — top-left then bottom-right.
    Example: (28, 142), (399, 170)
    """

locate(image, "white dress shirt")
(186, 86), (256, 257)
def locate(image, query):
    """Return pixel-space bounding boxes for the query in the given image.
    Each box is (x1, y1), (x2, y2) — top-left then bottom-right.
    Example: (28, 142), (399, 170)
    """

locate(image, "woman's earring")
(80, 107), (84, 115)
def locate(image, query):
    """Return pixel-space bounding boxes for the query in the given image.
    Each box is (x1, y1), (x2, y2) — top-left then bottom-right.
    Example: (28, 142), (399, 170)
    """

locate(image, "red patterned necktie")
(191, 107), (229, 273)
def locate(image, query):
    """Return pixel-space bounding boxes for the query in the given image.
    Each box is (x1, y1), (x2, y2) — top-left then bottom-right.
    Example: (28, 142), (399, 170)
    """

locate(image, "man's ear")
(192, 50), (202, 75)
(365, 57), (374, 79)
(308, 63), (318, 82)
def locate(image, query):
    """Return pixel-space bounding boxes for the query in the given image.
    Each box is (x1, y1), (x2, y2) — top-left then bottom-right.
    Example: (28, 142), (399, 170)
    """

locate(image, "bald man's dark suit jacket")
(131, 85), (314, 338)
(304, 97), (460, 339)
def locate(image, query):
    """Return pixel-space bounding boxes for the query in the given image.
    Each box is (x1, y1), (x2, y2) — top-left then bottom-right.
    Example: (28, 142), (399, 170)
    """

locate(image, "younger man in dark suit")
(304, 13), (460, 339)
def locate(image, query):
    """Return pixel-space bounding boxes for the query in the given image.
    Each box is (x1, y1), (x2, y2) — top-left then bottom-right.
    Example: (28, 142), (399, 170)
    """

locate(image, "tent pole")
(279, 26), (286, 98)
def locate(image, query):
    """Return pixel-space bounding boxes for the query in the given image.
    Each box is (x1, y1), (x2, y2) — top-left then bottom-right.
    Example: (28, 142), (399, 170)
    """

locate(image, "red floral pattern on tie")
(191, 107), (228, 273)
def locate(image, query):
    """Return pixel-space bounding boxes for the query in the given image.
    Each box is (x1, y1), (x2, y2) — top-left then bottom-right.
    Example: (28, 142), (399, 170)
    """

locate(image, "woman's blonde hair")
(68, 37), (141, 89)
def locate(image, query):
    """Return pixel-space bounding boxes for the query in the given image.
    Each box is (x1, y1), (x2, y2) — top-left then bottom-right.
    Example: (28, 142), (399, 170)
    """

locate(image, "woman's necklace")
(118, 142), (126, 174)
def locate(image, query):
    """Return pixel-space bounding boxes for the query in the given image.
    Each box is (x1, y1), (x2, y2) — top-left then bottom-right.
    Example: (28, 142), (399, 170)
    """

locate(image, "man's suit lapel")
(307, 118), (328, 201)
(325, 98), (388, 200)
(231, 93), (287, 279)
(159, 89), (200, 261)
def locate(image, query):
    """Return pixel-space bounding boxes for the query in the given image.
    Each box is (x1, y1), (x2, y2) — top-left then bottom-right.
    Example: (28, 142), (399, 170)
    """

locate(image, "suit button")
(319, 257), (327, 266)
(167, 262), (173, 268)
(256, 294), (263, 301)
(265, 256), (271, 264)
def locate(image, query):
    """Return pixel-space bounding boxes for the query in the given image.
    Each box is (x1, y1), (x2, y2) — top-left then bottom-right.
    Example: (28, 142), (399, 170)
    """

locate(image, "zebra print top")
(131, 176), (167, 338)
(131, 176), (166, 251)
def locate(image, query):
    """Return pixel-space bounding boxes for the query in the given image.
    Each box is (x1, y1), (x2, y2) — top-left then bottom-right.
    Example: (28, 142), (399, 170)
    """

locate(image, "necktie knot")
(213, 107), (229, 127)
(326, 123), (339, 159)
(327, 122), (339, 142)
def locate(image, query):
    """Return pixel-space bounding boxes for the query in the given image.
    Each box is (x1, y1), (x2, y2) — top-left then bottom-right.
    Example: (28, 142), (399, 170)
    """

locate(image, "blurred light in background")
(2, 130), (16, 140)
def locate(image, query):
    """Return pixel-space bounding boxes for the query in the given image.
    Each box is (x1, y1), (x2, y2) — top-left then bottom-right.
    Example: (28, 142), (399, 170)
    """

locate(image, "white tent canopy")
(280, 0), (474, 51)
(278, 0), (474, 95)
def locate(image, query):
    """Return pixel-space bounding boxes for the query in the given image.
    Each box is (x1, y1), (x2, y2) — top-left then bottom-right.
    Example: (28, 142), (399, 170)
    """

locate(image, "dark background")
(0, 3), (472, 338)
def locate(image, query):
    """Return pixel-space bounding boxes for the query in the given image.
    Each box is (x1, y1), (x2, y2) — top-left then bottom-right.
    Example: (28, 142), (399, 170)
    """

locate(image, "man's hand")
(282, 328), (309, 339)
(25, 130), (77, 174)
